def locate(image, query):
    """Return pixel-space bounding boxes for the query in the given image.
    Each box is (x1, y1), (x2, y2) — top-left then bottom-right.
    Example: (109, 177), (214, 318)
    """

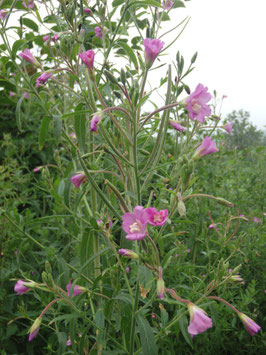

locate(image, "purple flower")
(184, 84), (212, 123)
(169, 121), (185, 132)
(193, 136), (219, 160)
(36, 72), (52, 87)
(51, 34), (60, 42)
(70, 132), (77, 139)
(144, 38), (165, 68)
(238, 313), (261, 336)
(90, 115), (101, 132)
(79, 50), (95, 71)
(253, 217), (259, 223)
(94, 26), (103, 39)
(9, 91), (15, 97)
(0, 10), (7, 21)
(66, 282), (86, 297)
(162, 0), (173, 10)
(23, 91), (30, 99)
(43, 35), (50, 42)
(209, 224), (214, 229)
(19, 49), (38, 65)
(119, 249), (139, 259)
(33, 166), (42, 173)
(22, 0), (34, 9)
(145, 207), (168, 226)
(224, 121), (233, 134)
(187, 303), (212, 338)
(28, 317), (41, 342)
(122, 206), (149, 241)
(66, 336), (71, 346)
(14, 280), (35, 295)
(240, 214), (249, 221)
(71, 173), (86, 188)
(84, 8), (91, 15)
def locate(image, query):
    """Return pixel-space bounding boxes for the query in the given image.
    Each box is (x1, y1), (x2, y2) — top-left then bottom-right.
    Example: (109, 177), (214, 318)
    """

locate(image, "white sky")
(164, 0), (266, 129)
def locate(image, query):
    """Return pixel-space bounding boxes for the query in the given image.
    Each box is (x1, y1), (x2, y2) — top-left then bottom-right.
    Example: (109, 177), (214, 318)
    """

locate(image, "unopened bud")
(45, 261), (52, 274)
(119, 249), (139, 259)
(104, 70), (119, 85)
(157, 267), (165, 299)
(120, 68), (126, 85)
(216, 197), (234, 208)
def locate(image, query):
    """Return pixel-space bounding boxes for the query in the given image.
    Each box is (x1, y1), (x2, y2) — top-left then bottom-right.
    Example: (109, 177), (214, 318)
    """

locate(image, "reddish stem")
(208, 296), (239, 314)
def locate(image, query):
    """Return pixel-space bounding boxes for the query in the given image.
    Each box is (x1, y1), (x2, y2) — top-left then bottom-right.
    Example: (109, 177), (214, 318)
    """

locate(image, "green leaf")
(136, 314), (158, 355)
(173, 0), (185, 8)
(39, 116), (51, 150)
(74, 104), (87, 153)
(0, 79), (16, 92)
(115, 41), (139, 71)
(134, 0), (162, 8)
(11, 39), (26, 59)
(22, 18), (39, 32)
(178, 315), (193, 348)
(112, 0), (124, 6)
(15, 94), (26, 131)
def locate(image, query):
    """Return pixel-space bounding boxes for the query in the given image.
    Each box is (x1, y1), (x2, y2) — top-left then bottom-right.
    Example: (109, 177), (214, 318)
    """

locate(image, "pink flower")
(79, 50), (95, 71)
(186, 249), (190, 253)
(193, 136), (219, 160)
(221, 141), (225, 145)
(14, 280), (34, 295)
(122, 206), (149, 241)
(36, 72), (52, 86)
(43, 35), (50, 42)
(22, 0), (34, 9)
(94, 26), (103, 39)
(253, 217), (259, 223)
(19, 49), (38, 65)
(229, 268), (233, 273)
(70, 132), (77, 139)
(208, 224), (214, 229)
(23, 91), (30, 99)
(51, 34), (60, 42)
(66, 336), (71, 346)
(9, 91), (15, 97)
(238, 313), (261, 336)
(184, 84), (212, 122)
(169, 121), (185, 132)
(90, 115), (101, 132)
(66, 282), (86, 297)
(162, 0), (173, 10)
(0, 10), (7, 21)
(33, 166), (42, 173)
(152, 312), (158, 319)
(144, 38), (165, 68)
(28, 317), (41, 342)
(125, 266), (130, 273)
(119, 249), (139, 259)
(224, 121), (233, 134)
(71, 173), (86, 188)
(84, 8), (91, 15)
(240, 214), (249, 221)
(145, 207), (168, 226)
(187, 303), (212, 338)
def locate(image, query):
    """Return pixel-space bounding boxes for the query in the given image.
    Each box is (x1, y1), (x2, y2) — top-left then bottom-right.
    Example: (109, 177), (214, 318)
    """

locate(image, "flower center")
(153, 213), (162, 223)
(192, 100), (202, 114)
(129, 221), (141, 233)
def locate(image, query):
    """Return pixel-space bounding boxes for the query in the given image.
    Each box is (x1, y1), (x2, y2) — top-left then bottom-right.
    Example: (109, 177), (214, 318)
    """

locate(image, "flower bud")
(119, 249), (139, 259)
(104, 70), (119, 85)
(28, 317), (42, 342)
(120, 68), (126, 85)
(216, 197), (234, 208)
(156, 267), (165, 299)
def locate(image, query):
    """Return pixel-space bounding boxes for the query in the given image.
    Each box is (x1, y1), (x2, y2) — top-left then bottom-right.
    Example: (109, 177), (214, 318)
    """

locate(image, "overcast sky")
(164, 0), (266, 128)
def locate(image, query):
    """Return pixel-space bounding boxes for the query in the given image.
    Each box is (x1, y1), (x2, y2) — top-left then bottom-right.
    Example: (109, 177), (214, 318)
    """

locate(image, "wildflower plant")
(0, 0), (262, 353)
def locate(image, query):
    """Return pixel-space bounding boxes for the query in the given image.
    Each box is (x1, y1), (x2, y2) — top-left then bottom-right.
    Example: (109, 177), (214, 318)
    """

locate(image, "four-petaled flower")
(145, 207), (168, 226)
(193, 136), (219, 160)
(14, 280), (35, 295)
(0, 10), (7, 21)
(94, 26), (103, 39)
(187, 303), (212, 338)
(144, 38), (165, 68)
(84, 8), (91, 15)
(43, 35), (50, 42)
(162, 0), (173, 10)
(90, 115), (101, 132)
(19, 49), (39, 66)
(66, 282), (86, 297)
(79, 50), (95, 71)
(122, 206), (149, 241)
(238, 313), (261, 336)
(28, 317), (41, 342)
(36, 72), (52, 87)
(224, 121), (233, 134)
(71, 173), (86, 188)
(119, 249), (139, 259)
(22, 0), (35, 9)
(184, 84), (212, 122)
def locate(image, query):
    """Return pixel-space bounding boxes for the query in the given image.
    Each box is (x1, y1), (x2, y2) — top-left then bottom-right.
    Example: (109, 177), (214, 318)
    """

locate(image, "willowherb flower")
(28, 317), (41, 342)
(19, 49), (39, 66)
(43, 35), (50, 42)
(162, 0), (173, 10)
(94, 26), (103, 39)
(184, 83), (212, 122)
(0, 10), (7, 21)
(187, 303), (212, 338)
(14, 280), (35, 295)
(253, 217), (260, 223)
(230, 274), (243, 282)
(70, 132), (77, 139)
(66, 282), (86, 297)
(79, 50), (95, 71)
(36, 72), (52, 87)
(51, 34), (60, 42)
(144, 38), (165, 68)
(122, 206), (149, 241)
(9, 91), (15, 97)
(239, 214), (249, 221)
(22, 0), (35, 9)
(71, 173), (86, 188)
(193, 136), (219, 160)
(33, 166), (42, 173)
(224, 121), (233, 134)
(23, 91), (30, 99)
(145, 207), (168, 226)
(119, 249), (139, 259)
(66, 336), (71, 346)
(209, 224), (214, 229)
(90, 115), (101, 132)
(84, 8), (91, 15)
(169, 121), (185, 132)
(238, 312), (261, 336)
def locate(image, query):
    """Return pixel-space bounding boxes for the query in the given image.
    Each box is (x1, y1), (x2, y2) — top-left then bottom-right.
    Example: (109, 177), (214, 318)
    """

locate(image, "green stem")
(129, 282), (139, 355)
